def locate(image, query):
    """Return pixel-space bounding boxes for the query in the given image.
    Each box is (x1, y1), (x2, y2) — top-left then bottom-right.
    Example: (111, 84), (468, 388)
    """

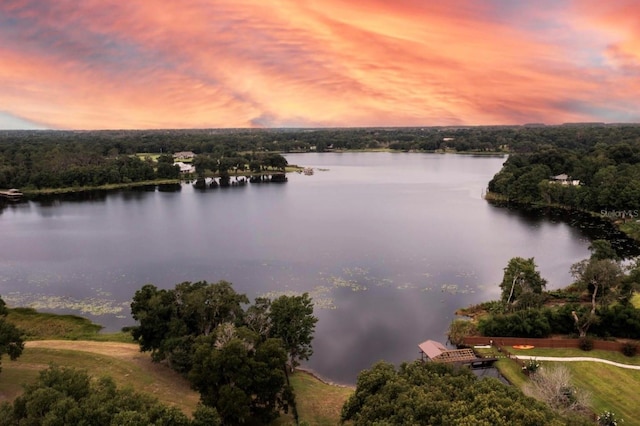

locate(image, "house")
(551, 174), (580, 186)
(174, 162), (195, 174)
(173, 151), (196, 161)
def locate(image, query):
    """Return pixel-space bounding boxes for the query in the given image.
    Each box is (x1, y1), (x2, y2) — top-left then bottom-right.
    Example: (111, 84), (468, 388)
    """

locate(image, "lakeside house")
(173, 151), (196, 161)
(174, 162), (195, 174)
(551, 173), (580, 186)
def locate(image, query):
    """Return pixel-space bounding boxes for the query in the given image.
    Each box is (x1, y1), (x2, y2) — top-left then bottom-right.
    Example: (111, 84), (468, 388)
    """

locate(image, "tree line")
(488, 137), (640, 212)
(5, 124), (640, 190)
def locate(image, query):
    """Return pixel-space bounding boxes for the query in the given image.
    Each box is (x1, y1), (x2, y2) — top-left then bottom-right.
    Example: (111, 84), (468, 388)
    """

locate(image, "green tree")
(341, 361), (571, 425)
(0, 297), (24, 374)
(189, 331), (292, 425)
(130, 281), (303, 424)
(499, 257), (547, 306)
(588, 239), (618, 261)
(570, 258), (623, 336)
(269, 293), (318, 370)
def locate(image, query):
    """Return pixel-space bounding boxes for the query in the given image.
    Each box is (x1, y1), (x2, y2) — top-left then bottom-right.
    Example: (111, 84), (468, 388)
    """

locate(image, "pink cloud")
(0, 0), (639, 129)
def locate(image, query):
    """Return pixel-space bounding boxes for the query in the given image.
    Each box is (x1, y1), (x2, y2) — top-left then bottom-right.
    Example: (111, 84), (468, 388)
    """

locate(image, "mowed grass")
(281, 372), (353, 426)
(546, 361), (640, 424)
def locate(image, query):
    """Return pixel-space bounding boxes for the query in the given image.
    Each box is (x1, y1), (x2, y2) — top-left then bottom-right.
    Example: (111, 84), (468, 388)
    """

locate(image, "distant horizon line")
(3, 121), (640, 133)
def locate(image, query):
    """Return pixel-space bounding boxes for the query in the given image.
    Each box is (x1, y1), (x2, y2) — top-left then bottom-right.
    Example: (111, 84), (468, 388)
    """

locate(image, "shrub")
(522, 358), (540, 374)
(578, 337), (593, 351)
(621, 342), (637, 357)
(447, 319), (477, 347)
(597, 410), (623, 426)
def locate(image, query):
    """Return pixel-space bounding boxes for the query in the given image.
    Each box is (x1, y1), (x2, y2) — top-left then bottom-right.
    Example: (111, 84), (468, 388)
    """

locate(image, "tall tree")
(570, 258), (623, 336)
(0, 296), (24, 374)
(269, 293), (318, 370)
(189, 331), (292, 425)
(499, 257), (547, 307)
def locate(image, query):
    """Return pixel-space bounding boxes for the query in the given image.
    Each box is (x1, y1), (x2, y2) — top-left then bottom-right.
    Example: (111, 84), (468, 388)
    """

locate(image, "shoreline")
(484, 190), (640, 245)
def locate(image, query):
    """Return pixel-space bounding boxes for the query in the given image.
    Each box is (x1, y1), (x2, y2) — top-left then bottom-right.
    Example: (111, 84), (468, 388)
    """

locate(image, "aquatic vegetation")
(3, 292), (125, 315)
(327, 276), (368, 292)
(439, 284), (475, 295)
(396, 283), (418, 290)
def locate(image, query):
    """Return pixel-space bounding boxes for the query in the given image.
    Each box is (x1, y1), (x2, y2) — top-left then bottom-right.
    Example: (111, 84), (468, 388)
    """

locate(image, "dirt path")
(516, 355), (640, 370)
(26, 340), (142, 360)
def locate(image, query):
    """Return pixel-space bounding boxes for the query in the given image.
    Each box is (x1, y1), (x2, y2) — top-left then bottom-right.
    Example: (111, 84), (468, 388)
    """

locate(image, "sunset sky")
(1, 1), (640, 129)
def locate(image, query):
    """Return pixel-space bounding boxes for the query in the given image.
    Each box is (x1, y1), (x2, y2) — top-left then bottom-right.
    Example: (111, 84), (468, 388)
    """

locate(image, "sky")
(1, 0), (639, 130)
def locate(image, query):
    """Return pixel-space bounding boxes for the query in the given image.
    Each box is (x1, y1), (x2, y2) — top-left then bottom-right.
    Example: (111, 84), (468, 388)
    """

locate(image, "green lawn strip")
(21, 179), (181, 195)
(546, 361), (640, 425)
(509, 347), (640, 366)
(494, 359), (528, 387)
(273, 371), (353, 426)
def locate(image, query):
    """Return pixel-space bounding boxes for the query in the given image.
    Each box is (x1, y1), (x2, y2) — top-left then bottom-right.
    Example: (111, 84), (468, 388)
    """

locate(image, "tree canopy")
(130, 280), (317, 424)
(341, 361), (570, 425)
(0, 365), (219, 425)
(499, 257), (547, 308)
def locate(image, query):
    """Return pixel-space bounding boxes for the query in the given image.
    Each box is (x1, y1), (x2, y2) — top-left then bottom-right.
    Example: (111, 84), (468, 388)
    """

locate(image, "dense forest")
(3, 124), (640, 191)
(487, 128), (640, 213)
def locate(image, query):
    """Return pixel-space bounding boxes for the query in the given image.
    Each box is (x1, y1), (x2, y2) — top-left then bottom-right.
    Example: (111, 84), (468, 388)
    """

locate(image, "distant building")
(174, 162), (195, 174)
(173, 151), (196, 160)
(551, 174), (580, 186)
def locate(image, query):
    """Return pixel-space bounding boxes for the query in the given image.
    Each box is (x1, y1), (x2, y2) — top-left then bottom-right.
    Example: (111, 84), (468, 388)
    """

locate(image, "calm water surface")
(0, 153), (621, 383)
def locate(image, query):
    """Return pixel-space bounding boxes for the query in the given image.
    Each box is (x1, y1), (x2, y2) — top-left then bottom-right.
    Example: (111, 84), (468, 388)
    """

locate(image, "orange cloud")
(1, 0), (639, 129)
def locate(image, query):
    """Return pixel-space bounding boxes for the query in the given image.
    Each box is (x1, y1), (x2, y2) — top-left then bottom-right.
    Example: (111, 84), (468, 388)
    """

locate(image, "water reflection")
(1, 153), (637, 384)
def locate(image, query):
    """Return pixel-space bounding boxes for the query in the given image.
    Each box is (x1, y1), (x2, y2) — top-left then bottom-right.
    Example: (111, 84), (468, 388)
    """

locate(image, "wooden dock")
(0, 189), (23, 201)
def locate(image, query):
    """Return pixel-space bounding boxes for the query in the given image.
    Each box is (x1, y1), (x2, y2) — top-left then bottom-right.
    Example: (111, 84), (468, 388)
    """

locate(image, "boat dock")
(0, 189), (23, 201)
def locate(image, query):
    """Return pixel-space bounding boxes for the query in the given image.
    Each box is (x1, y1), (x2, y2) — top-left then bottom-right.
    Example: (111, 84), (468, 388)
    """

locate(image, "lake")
(0, 152), (633, 383)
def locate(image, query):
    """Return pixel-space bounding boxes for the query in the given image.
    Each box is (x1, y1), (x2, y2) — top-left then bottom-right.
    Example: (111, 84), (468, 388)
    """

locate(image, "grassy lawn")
(476, 345), (640, 423)
(135, 152), (162, 162)
(7, 307), (134, 342)
(287, 371), (353, 426)
(2, 308), (351, 424)
(489, 346), (640, 424)
(559, 361), (640, 424)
